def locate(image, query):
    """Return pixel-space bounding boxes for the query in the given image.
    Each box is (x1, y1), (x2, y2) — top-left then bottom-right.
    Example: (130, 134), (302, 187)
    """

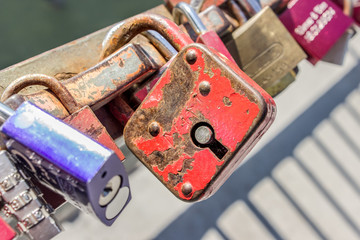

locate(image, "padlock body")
(1, 102), (131, 226)
(279, 0), (353, 62)
(124, 43), (276, 201)
(225, 7), (306, 94)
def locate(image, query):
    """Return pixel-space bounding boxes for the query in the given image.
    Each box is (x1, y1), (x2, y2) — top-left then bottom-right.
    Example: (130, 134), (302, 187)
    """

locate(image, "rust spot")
(223, 96), (232, 106)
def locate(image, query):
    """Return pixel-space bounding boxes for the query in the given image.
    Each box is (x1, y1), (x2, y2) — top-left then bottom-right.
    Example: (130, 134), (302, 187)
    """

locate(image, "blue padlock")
(0, 101), (131, 226)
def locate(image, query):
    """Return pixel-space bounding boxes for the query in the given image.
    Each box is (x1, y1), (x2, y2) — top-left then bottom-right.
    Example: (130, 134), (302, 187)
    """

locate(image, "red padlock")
(101, 13), (276, 201)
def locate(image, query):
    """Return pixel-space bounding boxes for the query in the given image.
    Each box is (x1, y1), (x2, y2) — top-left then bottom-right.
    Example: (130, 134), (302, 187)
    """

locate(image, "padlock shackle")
(1, 74), (80, 114)
(142, 30), (178, 61)
(100, 14), (193, 60)
(173, 2), (208, 35)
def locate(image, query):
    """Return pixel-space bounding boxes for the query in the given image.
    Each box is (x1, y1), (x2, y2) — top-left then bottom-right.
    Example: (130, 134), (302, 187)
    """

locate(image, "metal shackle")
(142, 30), (178, 61)
(173, 2), (208, 35)
(100, 13), (193, 60)
(1, 74), (79, 114)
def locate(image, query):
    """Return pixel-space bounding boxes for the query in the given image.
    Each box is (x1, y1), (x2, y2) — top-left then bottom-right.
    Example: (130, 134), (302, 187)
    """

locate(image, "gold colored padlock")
(225, 4), (306, 95)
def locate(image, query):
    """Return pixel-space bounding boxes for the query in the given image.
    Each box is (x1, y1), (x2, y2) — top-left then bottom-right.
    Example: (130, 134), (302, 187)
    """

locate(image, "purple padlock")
(279, 0), (354, 64)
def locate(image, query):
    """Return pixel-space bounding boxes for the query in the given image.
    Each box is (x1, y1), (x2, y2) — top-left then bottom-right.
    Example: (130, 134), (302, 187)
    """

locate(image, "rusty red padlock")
(99, 13), (277, 201)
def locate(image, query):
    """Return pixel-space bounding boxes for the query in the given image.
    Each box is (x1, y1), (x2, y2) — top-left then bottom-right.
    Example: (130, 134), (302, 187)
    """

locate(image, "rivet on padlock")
(279, 0), (354, 64)
(173, 2), (237, 63)
(0, 101), (131, 226)
(224, 1), (306, 93)
(108, 14), (277, 201)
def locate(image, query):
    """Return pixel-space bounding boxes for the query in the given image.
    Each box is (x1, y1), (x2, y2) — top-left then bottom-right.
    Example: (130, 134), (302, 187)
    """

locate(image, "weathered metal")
(2, 42), (165, 119)
(1, 74), (79, 114)
(124, 43), (276, 201)
(0, 5), (172, 97)
(100, 14), (193, 60)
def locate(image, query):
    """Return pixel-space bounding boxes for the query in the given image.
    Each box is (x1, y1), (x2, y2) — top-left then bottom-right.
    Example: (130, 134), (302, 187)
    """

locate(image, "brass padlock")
(225, 2), (306, 94)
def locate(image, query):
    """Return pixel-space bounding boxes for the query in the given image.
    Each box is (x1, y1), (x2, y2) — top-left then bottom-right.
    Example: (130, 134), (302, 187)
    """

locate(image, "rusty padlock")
(173, 2), (236, 63)
(100, 14), (277, 201)
(224, 1), (306, 94)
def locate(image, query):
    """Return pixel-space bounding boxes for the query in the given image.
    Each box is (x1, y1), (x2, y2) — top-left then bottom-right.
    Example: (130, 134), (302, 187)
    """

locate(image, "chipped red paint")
(210, 47), (276, 107)
(153, 149), (224, 199)
(133, 128), (174, 156)
(132, 47), (260, 199)
(142, 70), (172, 109)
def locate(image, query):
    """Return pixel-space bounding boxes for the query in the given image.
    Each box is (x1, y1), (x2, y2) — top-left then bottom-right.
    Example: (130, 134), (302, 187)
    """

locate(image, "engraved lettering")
(294, 2), (336, 43)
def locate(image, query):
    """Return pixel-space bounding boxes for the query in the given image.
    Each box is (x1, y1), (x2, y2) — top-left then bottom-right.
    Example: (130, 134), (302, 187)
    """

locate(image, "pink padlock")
(279, 0), (354, 64)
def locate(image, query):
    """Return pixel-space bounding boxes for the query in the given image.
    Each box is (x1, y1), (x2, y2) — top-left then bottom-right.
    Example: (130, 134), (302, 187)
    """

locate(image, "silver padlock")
(0, 150), (62, 240)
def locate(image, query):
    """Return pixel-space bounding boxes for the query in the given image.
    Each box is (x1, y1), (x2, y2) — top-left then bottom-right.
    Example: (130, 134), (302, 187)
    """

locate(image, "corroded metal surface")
(0, 5), (172, 97)
(1, 74), (79, 113)
(3, 42), (165, 119)
(100, 14), (193, 60)
(124, 43), (276, 201)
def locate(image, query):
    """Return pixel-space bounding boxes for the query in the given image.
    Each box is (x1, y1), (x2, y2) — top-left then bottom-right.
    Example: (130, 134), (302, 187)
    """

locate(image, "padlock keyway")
(191, 122), (228, 160)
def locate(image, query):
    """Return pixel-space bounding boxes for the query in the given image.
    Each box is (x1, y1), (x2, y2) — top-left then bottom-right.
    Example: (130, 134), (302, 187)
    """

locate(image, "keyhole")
(191, 122), (228, 159)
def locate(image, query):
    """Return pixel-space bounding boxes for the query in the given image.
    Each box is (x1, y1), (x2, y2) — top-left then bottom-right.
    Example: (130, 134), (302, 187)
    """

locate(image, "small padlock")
(279, 0), (354, 64)
(224, 2), (306, 93)
(103, 14), (277, 201)
(173, 2), (237, 63)
(0, 150), (62, 240)
(0, 101), (131, 226)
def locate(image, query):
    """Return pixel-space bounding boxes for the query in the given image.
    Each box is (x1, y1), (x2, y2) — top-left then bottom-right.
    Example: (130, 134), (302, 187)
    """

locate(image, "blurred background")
(1, 1), (360, 239)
